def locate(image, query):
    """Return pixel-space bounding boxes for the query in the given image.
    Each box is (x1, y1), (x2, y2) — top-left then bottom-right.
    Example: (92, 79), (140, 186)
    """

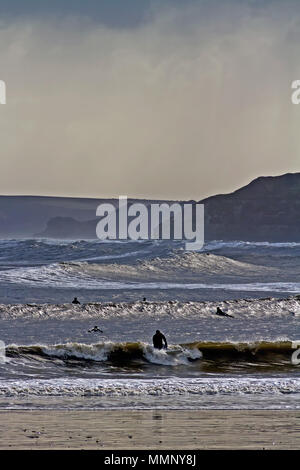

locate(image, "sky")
(0, 0), (299, 200)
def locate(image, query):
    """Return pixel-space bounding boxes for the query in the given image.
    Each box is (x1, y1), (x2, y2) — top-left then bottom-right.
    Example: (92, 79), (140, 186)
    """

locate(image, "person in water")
(88, 326), (103, 333)
(216, 307), (233, 317)
(72, 297), (80, 304)
(152, 330), (168, 350)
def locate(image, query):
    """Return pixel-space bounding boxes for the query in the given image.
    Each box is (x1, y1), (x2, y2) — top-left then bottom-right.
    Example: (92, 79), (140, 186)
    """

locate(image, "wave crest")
(7, 341), (202, 366)
(6, 340), (298, 365)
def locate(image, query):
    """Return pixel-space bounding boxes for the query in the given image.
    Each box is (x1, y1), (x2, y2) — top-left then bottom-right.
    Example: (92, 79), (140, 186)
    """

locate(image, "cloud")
(0, 0), (299, 199)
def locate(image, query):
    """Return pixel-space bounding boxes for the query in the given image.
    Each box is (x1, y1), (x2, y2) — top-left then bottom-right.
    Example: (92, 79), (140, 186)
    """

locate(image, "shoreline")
(0, 410), (299, 449)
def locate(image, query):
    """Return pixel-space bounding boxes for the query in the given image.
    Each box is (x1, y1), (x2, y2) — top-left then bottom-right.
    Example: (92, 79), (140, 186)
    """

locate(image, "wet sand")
(0, 410), (299, 449)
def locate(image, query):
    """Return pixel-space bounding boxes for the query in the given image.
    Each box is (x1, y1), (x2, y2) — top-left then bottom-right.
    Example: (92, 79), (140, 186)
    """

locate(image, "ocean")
(0, 238), (300, 411)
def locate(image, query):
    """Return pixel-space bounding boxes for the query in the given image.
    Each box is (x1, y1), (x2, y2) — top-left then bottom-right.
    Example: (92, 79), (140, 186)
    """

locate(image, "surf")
(5, 340), (298, 367)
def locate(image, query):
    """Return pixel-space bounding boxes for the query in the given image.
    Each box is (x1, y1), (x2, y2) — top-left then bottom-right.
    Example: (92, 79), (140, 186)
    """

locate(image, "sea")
(0, 238), (300, 410)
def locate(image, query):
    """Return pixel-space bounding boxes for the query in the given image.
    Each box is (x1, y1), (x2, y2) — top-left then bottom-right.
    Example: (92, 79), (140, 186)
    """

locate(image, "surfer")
(72, 297), (80, 304)
(215, 307), (233, 318)
(88, 326), (103, 333)
(153, 330), (168, 350)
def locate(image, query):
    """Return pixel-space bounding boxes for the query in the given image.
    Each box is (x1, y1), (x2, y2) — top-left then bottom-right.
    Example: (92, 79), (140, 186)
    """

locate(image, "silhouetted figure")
(88, 325), (103, 333)
(153, 330), (168, 350)
(72, 297), (80, 304)
(143, 297), (147, 302)
(215, 307), (233, 318)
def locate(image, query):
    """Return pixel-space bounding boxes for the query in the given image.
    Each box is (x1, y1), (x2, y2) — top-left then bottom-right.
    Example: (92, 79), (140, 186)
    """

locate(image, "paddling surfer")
(215, 307), (233, 318)
(88, 326), (103, 333)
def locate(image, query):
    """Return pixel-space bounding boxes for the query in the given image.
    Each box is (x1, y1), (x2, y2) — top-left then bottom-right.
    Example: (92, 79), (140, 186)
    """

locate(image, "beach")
(0, 410), (299, 449)
(1, 240), (300, 449)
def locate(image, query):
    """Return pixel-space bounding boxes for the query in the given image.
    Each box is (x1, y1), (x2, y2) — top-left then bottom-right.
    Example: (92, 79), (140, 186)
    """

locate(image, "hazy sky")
(0, 0), (299, 200)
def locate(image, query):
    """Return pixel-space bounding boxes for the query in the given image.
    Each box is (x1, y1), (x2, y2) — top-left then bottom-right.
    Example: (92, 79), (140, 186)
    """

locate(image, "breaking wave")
(5, 340), (299, 365)
(0, 296), (299, 319)
(7, 341), (202, 366)
(0, 250), (282, 289)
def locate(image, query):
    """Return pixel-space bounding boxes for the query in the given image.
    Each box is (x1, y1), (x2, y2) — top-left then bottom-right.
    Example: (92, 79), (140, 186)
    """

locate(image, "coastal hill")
(202, 172), (300, 241)
(0, 172), (299, 241)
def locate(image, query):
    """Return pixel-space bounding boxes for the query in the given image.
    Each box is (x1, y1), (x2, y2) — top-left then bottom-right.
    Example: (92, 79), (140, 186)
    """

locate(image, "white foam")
(0, 377), (299, 397)
(142, 344), (202, 366)
(0, 297), (299, 319)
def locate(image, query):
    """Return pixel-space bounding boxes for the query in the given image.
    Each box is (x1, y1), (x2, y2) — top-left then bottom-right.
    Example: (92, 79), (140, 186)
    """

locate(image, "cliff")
(0, 172), (299, 241)
(202, 173), (300, 241)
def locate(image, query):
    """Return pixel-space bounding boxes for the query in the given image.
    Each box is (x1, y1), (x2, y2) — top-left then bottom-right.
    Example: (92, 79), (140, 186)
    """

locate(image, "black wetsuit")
(216, 307), (232, 317)
(89, 326), (103, 333)
(153, 331), (168, 350)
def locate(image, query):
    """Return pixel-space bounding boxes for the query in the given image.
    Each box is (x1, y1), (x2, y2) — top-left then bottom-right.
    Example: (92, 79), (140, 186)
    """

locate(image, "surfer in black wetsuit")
(88, 326), (103, 333)
(216, 307), (233, 318)
(72, 297), (80, 304)
(153, 330), (168, 350)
